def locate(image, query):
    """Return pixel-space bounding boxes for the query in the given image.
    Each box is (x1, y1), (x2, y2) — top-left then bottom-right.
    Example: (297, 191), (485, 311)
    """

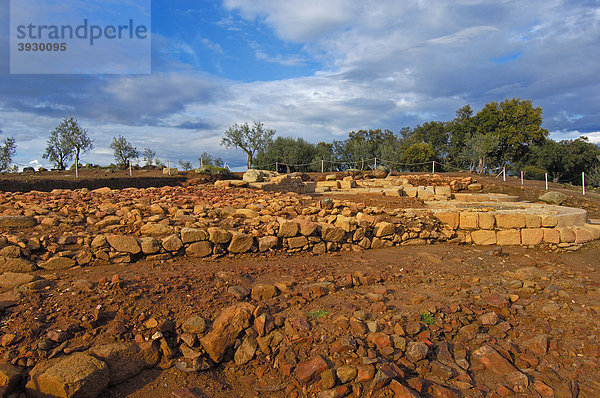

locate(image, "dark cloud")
(173, 120), (216, 130)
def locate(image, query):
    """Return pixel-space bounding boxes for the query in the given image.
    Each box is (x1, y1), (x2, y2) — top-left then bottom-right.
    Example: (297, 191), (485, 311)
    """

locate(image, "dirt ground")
(0, 171), (599, 397)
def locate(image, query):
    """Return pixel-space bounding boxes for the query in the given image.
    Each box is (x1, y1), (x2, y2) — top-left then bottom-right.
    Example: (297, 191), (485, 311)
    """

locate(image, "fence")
(6, 158), (594, 196)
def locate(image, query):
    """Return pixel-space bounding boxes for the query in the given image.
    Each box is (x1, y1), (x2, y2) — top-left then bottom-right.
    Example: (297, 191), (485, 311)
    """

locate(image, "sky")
(1, 0), (600, 170)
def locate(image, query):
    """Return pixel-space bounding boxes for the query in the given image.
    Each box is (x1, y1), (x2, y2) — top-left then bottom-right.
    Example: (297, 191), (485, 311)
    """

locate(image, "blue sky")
(1, 0), (600, 170)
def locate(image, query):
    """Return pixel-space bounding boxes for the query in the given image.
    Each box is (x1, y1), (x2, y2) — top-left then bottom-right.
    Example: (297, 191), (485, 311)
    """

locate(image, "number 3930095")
(17, 42), (67, 52)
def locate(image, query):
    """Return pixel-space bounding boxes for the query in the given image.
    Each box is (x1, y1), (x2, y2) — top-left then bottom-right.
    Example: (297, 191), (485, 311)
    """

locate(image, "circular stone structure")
(422, 200), (588, 227)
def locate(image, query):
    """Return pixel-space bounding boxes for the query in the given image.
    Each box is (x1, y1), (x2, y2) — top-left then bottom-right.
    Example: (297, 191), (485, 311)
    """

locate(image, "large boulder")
(200, 303), (255, 362)
(538, 191), (568, 205)
(26, 352), (109, 398)
(242, 169), (276, 183)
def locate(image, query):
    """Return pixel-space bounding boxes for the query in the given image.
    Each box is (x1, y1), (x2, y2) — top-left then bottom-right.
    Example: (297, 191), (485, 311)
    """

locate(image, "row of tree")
(221, 98), (600, 185)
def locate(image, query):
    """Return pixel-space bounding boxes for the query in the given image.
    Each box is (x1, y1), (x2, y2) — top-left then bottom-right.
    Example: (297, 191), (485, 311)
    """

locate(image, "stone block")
(495, 214), (526, 229)
(557, 227), (575, 243)
(543, 228), (560, 244)
(316, 181), (340, 189)
(434, 186), (452, 196)
(339, 180), (356, 190)
(471, 230), (496, 245)
(417, 191), (434, 200)
(525, 214), (542, 228)
(478, 213), (495, 230)
(435, 212), (459, 230)
(459, 212), (478, 229)
(574, 227), (594, 244)
(521, 229), (544, 246)
(403, 186), (418, 198)
(496, 229), (521, 245)
(541, 215), (558, 228)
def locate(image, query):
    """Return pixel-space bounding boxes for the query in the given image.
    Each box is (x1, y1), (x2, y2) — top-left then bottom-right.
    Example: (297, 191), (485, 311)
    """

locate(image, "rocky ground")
(0, 172), (598, 397)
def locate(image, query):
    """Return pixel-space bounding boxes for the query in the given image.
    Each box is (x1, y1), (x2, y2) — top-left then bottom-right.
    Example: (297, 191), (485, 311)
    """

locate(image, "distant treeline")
(252, 98), (600, 186)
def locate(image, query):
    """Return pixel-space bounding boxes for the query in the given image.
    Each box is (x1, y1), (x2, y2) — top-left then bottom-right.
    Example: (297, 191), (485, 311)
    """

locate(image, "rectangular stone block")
(495, 214), (526, 229)
(471, 230), (496, 245)
(434, 186), (452, 196)
(403, 186), (418, 198)
(417, 191), (434, 200)
(541, 215), (558, 228)
(382, 188), (403, 197)
(339, 180), (356, 190)
(478, 213), (495, 230)
(574, 227), (594, 244)
(543, 228), (560, 244)
(496, 229), (521, 245)
(557, 227), (575, 243)
(459, 212), (478, 229)
(316, 181), (340, 189)
(521, 228), (544, 246)
(525, 214), (542, 228)
(435, 212), (459, 230)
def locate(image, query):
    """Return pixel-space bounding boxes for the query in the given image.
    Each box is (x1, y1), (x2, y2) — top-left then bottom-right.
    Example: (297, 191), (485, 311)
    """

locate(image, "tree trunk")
(247, 155), (252, 170)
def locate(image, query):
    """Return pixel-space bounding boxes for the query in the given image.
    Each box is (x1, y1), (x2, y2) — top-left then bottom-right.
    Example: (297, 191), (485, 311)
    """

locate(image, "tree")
(178, 160), (193, 171)
(110, 135), (139, 167)
(199, 151), (224, 167)
(43, 127), (73, 170)
(222, 121), (275, 169)
(447, 105), (476, 167)
(60, 117), (93, 171)
(333, 129), (398, 169)
(254, 137), (317, 173)
(142, 148), (157, 167)
(0, 137), (16, 171)
(400, 142), (436, 171)
(464, 132), (500, 174)
(410, 121), (449, 160)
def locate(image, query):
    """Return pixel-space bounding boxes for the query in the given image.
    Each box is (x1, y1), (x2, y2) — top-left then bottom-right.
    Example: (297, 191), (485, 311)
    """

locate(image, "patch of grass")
(420, 311), (435, 325)
(306, 309), (329, 320)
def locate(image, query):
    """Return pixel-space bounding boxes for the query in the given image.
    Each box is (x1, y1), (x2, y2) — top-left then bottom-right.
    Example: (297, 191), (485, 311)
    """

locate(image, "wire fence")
(4, 157), (595, 196)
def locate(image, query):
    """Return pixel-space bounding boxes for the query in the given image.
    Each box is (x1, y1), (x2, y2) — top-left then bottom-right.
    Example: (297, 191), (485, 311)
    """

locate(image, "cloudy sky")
(1, 0), (599, 170)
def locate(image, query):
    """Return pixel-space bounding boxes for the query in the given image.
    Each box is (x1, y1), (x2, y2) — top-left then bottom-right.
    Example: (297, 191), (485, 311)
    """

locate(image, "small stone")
(336, 365), (357, 383)
(182, 316), (206, 335)
(234, 335), (257, 365)
(227, 285), (250, 300)
(295, 355), (329, 383)
(405, 341), (429, 363)
(320, 368), (336, 390)
(479, 312), (499, 325)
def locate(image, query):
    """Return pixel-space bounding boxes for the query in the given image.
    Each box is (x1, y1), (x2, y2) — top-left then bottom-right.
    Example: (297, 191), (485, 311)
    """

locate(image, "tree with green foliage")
(110, 135), (139, 167)
(475, 98), (547, 167)
(464, 132), (500, 174)
(255, 136), (317, 173)
(447, 105), (476, 167)
(333, 129), (398, 169)
(0, 137), (16, 171)
(313, 141), (335, 171)
(222, 121), (275, 169)
(400, 142), (436, 171)
(178, 160), (193, 171)
(142, 148), (157, 167)
(410, 121), (449, 160)
(43, 117), (93, 172)
(61, 117), (93, 172)
(43, 127), (73, 170)
(528, 137), (600, 183)
(198, 151), (223, 167)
